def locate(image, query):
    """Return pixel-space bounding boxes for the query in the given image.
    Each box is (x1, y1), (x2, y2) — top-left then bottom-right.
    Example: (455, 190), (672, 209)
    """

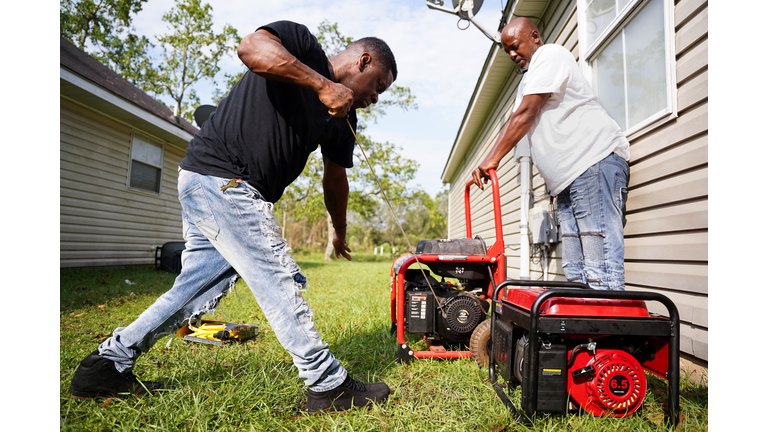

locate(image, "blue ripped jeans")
(556, 152), (629, 290)
(98, 169), (347, 391)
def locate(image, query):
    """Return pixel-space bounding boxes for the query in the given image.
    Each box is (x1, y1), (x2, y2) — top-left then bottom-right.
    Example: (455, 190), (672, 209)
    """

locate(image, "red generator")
(487, 279), (680, 426)
(389, 168), (680, 426)
(389, 170), (506, 362)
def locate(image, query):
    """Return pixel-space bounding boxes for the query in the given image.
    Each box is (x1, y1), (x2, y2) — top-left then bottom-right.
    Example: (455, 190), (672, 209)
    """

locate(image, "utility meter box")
(529, 206), (559, 246)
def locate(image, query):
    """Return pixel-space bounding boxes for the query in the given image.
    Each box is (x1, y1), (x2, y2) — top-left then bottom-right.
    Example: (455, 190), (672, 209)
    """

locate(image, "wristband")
(333, 224), (347, 230)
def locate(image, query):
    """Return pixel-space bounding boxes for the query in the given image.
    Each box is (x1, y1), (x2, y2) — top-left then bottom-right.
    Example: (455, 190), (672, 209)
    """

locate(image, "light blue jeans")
(556, 152), (629, 290)
(99, 169), (347, 391)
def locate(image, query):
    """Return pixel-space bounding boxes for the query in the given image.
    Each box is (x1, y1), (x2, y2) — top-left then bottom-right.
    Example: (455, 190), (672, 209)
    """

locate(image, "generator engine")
(485, 282), (679, 425)
(390, 170), (508, 362)
(404, 278), (489, 343)
(494, 329), (657, 417)
(568, 347), (647, 416)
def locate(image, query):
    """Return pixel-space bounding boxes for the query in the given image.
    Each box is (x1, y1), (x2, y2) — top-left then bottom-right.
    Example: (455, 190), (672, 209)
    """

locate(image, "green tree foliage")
(60, 0), (146, 49)
(407, 188), (448, 241)
(95, 33), (158, 90)
(60, 0), (157, 90)
(151, 0), (239, 121)
(369, 188), (448, 252)
(60, 0), (237, 118)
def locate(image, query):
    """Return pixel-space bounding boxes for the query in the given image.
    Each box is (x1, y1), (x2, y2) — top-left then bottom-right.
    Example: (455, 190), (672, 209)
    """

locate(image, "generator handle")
(494, 278), (591, 294)
(526, 288), (680, 427)
(464, 168), (503, 247)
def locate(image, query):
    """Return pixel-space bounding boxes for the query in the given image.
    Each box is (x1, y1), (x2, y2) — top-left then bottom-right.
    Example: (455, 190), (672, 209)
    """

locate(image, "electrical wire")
(345, 118), (445, 315)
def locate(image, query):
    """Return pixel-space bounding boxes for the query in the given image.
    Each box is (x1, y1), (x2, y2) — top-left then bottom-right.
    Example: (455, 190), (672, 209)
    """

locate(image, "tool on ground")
(176, 320), (258, 346)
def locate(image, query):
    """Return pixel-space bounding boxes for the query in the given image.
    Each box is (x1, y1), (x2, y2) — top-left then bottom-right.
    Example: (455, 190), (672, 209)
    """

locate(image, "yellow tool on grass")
(176, 320), (258, 346)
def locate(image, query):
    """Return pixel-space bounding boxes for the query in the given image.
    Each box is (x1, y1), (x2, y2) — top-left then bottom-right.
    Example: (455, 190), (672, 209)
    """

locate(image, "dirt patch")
(680, 353), (707, 387)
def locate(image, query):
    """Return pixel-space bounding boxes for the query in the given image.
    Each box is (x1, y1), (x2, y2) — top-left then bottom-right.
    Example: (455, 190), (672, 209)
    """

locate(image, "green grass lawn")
(60, 253), (707, 431)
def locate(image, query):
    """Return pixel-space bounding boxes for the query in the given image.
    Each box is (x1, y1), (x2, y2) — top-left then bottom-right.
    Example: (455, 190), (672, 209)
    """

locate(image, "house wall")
(444, 0), (707, 361)
(60, 96), (187, 268)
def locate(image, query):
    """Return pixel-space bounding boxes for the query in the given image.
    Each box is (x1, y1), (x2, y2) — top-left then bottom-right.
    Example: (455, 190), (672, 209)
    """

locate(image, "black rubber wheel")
(469, 319), (492, 368)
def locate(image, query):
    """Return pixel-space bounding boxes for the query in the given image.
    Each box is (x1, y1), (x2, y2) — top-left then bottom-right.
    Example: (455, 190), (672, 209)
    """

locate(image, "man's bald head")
(502, 17), (541, 41)
(500, 17), (543, 73)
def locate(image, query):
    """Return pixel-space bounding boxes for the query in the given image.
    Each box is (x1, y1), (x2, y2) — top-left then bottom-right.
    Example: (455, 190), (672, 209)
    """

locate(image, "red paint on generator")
(387, 169), (679, 426)
(488, 282), (680, 426)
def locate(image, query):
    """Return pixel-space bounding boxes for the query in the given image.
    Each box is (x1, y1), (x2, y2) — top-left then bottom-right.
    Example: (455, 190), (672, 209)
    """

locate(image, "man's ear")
(531, 30), (541, 44)
(358, 52), (372, 72)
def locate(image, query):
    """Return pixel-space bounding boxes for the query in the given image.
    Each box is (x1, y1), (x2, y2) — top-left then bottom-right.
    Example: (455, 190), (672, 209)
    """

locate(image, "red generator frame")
(390, 169), (506, 362)
(488, 280), (680, 426)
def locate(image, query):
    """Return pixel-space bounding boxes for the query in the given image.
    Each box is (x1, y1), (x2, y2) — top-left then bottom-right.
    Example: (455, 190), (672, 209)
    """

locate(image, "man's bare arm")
(322, 155), (352, 260)
(237, 30), (353, 117)
(472, 93), (550, 189)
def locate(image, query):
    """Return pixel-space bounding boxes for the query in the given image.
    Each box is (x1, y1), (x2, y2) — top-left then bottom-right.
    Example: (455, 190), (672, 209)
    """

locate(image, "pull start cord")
(345, 118), (445, 315)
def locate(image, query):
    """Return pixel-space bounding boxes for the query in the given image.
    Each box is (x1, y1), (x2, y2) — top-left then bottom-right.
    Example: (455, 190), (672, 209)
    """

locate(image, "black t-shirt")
(179, 20), (357, 203)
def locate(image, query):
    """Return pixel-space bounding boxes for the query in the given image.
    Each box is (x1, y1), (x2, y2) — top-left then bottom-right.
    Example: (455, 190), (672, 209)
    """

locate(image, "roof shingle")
(60, 37), (198, 135)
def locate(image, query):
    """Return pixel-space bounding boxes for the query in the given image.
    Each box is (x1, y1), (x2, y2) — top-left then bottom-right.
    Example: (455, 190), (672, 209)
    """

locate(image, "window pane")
(131, 135), (163, 167)
(584, 0), (618, 50)
(624, 0), (666, 128)
(592, 33), (626, 130)
(130, 160), (161, 193)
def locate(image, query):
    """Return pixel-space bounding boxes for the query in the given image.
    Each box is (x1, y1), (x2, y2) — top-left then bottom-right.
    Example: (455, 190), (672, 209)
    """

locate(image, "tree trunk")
(324, 212), (334, 260)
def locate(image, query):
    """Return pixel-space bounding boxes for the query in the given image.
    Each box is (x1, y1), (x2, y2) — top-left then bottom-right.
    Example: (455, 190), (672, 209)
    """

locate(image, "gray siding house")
(60, 37), (198, 268)
(439, 0), (707, 363)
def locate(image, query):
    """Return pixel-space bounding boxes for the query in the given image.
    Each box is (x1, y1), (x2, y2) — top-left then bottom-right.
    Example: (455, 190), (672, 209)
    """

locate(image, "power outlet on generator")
(529, 206), (559, 246)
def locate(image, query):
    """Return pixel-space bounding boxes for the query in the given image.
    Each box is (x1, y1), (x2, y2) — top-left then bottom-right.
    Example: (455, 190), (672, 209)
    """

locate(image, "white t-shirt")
(513, 44), (630, 196)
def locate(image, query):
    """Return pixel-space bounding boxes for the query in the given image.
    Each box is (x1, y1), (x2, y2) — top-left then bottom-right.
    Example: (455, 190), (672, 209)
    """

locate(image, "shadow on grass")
(60, 251), (392, 314)
(60, 260), (339, 315)
(60, 267), (178, 314)
(645, 369), (708, 423)
(322, 322), (465, 380)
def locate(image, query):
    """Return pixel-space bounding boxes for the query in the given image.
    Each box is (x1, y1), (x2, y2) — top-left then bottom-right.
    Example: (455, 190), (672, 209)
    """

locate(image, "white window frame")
(127, 131), (164, 195)
(577, 0), (677, 139)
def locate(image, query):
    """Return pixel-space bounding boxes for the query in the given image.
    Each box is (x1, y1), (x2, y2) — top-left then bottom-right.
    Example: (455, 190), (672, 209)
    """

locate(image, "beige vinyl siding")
(60, 96), (186, 268)
(443, 0), (707, 361)
(622, 0), (708, 360)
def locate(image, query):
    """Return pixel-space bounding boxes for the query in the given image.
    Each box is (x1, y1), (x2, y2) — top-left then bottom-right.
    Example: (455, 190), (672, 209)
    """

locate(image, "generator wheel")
(469, 319), (492, 368)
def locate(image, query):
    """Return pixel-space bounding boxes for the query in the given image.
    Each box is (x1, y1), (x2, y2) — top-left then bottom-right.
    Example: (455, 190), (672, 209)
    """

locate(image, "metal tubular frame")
(489, 279), (680, 426)
(391, 169), (506, 361)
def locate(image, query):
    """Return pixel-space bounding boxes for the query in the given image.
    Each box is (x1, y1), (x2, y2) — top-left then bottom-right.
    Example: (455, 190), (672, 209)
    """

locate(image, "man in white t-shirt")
(471, 17), (630, 290)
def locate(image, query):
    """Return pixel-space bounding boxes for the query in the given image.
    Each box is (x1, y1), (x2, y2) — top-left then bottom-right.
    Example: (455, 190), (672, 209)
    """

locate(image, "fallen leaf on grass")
(647, 413), (664, 425)
(98, 304), (106, 311)
(99, 398), (113, 408)
(492, 426), (506, 432)
(675, 413), (686, 431)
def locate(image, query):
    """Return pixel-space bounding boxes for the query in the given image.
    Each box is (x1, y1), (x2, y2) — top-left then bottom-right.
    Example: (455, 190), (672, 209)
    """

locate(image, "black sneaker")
(70, 350), (161, 399)
(307, 375), (390, 413)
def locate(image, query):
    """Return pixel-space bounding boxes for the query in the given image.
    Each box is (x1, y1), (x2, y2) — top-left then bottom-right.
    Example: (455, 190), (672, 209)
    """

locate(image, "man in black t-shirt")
(71, 21), (397, 413)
